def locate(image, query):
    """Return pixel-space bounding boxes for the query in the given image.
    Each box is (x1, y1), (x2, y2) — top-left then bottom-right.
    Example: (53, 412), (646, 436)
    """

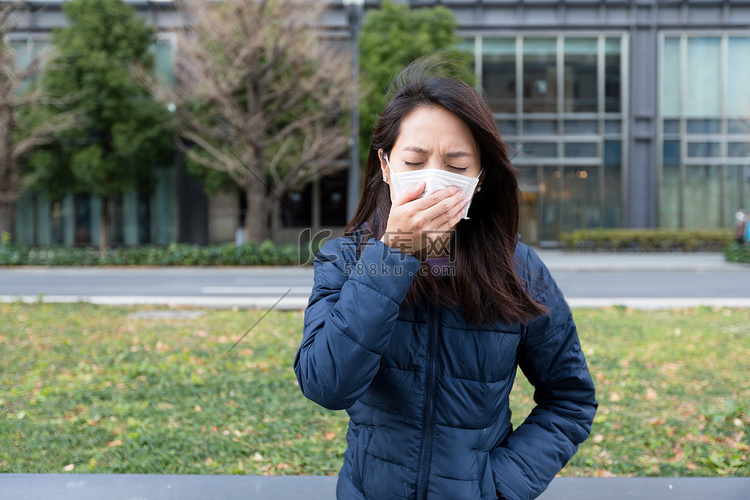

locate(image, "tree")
(0, 2), (79, 239)
(28, 0), (173, 250)
(358, 0), (472, 162)
(141, 0), (350, 244)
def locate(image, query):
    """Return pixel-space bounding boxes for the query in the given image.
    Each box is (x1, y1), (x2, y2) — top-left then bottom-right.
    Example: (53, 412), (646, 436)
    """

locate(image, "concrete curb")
(4, 294), (750, 310)
(2, 475), (749, 500)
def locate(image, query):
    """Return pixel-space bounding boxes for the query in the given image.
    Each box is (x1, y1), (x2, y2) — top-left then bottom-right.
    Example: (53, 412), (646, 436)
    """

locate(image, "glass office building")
(659, 34), (750, 230)
(445, 1), (750, 244)
(7, 1), (750, 246)
(462, 34), (626, 244)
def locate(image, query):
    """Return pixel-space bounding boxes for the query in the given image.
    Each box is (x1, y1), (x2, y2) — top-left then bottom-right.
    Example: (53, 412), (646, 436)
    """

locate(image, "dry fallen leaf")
(107, 440), (123, 447)
(155, 340), (170, 353)
(63, 463), (75, 472)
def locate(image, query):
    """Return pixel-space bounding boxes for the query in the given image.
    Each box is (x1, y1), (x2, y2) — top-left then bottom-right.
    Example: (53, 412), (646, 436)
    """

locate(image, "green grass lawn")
(1, 303), (748, 477)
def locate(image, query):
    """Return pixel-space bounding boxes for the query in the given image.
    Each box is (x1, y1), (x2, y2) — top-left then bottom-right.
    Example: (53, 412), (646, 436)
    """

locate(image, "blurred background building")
(7, 0), (750, 247)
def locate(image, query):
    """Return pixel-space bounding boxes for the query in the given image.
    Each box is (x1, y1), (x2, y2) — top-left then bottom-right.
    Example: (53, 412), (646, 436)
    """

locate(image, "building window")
(659, 33), (750, 229)
(109, 196), (125, 246)
(523, 38), (557, 114)
(728, 37), (750, 115)
(138, 192), (152, 244)
(605, 38), (621, 113)
(74, 195), (92, 246)
(564, 38), (598, 113)
(471, 34), (626, 244)
(320, 171), (348, 226)
(281, 185), (312, 228)
(50, 199), (65, 245)
(686, 38), (721, 117)
(152, 35), (176, 86)
(483, 38), (516, 113)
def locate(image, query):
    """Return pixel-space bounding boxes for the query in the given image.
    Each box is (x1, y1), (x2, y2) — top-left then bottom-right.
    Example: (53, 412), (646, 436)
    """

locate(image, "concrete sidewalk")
(534, 250), (749, 272)
(2, 475), (749, 500)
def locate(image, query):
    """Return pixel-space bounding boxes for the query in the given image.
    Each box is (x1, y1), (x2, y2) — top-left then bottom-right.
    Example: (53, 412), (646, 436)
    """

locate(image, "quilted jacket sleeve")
(294, 236), (421, 410)
(491, 246), (598, 500)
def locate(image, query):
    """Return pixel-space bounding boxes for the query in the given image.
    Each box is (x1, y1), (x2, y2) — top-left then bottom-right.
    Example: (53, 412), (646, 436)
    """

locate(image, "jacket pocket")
(478, 450), (496, 500)
(349, 425), (373, 493)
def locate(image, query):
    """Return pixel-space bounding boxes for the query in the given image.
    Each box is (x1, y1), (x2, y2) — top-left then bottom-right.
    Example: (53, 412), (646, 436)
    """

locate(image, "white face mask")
(385, 154), (482, 219)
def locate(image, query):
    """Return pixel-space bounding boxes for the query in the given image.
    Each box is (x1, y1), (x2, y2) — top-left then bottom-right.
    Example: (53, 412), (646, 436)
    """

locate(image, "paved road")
(1, 251), (748, 309)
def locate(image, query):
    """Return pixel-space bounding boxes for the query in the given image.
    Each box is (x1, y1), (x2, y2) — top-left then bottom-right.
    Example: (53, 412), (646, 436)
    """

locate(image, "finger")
(422, 189), (466, 223)
(393, 181), (426, 207)
(400, 185), (457, 212)
(434, 198), (470, 231)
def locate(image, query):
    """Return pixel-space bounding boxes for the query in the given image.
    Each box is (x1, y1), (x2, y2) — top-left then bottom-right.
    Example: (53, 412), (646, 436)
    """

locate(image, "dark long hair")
(344, 58), (547, 326)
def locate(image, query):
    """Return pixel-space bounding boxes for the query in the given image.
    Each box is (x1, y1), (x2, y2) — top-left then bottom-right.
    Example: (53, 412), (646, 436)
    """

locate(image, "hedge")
(559, 228), (733, 252)
(724, 243), (750, 264)
(3, 231), (745, 265)
(0, 240), (321, 267)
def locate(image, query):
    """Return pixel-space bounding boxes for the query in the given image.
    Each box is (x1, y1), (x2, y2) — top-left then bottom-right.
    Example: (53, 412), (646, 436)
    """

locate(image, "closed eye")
(449, 166), (469, 172)
(404, 161), (423, 167)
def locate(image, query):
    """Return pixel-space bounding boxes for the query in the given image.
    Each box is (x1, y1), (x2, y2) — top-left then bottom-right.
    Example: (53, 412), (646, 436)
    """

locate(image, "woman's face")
(379, 105), (482, 201)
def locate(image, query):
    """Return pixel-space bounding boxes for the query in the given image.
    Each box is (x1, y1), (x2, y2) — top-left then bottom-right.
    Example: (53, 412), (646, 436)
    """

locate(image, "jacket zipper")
(416, 302), (439, 500)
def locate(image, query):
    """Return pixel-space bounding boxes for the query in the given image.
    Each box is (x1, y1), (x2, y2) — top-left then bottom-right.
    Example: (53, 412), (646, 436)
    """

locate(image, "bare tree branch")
(137, 0), (351, 242)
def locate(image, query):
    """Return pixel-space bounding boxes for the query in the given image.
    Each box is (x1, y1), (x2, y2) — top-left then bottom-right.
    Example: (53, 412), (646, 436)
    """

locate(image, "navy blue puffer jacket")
(294, 234), (597, 500)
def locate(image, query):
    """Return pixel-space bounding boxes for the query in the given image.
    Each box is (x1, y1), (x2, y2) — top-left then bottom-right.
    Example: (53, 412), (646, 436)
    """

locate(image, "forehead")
(393, 106), (478, 154)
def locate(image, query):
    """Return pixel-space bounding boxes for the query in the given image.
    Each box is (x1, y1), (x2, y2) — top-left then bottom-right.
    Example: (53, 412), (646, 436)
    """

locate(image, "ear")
(378, 149), (389, 183)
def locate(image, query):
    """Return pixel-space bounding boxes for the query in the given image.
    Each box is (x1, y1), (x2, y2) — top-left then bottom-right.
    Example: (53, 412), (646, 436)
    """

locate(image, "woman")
(294, 59), (597, 500)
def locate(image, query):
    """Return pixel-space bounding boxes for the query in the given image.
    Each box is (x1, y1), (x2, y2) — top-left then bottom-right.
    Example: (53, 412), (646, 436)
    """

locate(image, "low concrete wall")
(2, 475), (749, 500)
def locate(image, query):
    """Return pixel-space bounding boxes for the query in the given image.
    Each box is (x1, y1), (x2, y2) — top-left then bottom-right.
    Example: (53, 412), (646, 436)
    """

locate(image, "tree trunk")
(0, 201), (13, 240)
(99, 196), (109, 254)
(244, 184), (267, 243)
(244, 148), (268, 243)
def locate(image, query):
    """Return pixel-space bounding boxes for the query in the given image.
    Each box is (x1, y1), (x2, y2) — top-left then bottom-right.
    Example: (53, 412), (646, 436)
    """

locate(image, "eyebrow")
(402, 146), (474, 158)
(446, 151), (474, 159)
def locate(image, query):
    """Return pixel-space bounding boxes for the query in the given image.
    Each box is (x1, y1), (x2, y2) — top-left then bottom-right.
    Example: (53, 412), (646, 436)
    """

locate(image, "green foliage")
(508, 306), (750, 477)
(0, 304), (347, 475)
(0, 241), (316, 267)
(28, 0), (173, 200)
(1, 304), (748, 476)
(358, 0), (473, 162)
(559, 228), (733, 252)
(724, 243), (750, 264)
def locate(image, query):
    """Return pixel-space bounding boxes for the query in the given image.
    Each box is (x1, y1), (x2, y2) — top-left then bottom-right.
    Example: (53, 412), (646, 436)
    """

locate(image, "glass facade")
(476, 34), (625, 244)
(10, 34), (179, 247)
(482, 38), (516, 114)
(659, 34), (750, 229)
(11, 3), (750, 247)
